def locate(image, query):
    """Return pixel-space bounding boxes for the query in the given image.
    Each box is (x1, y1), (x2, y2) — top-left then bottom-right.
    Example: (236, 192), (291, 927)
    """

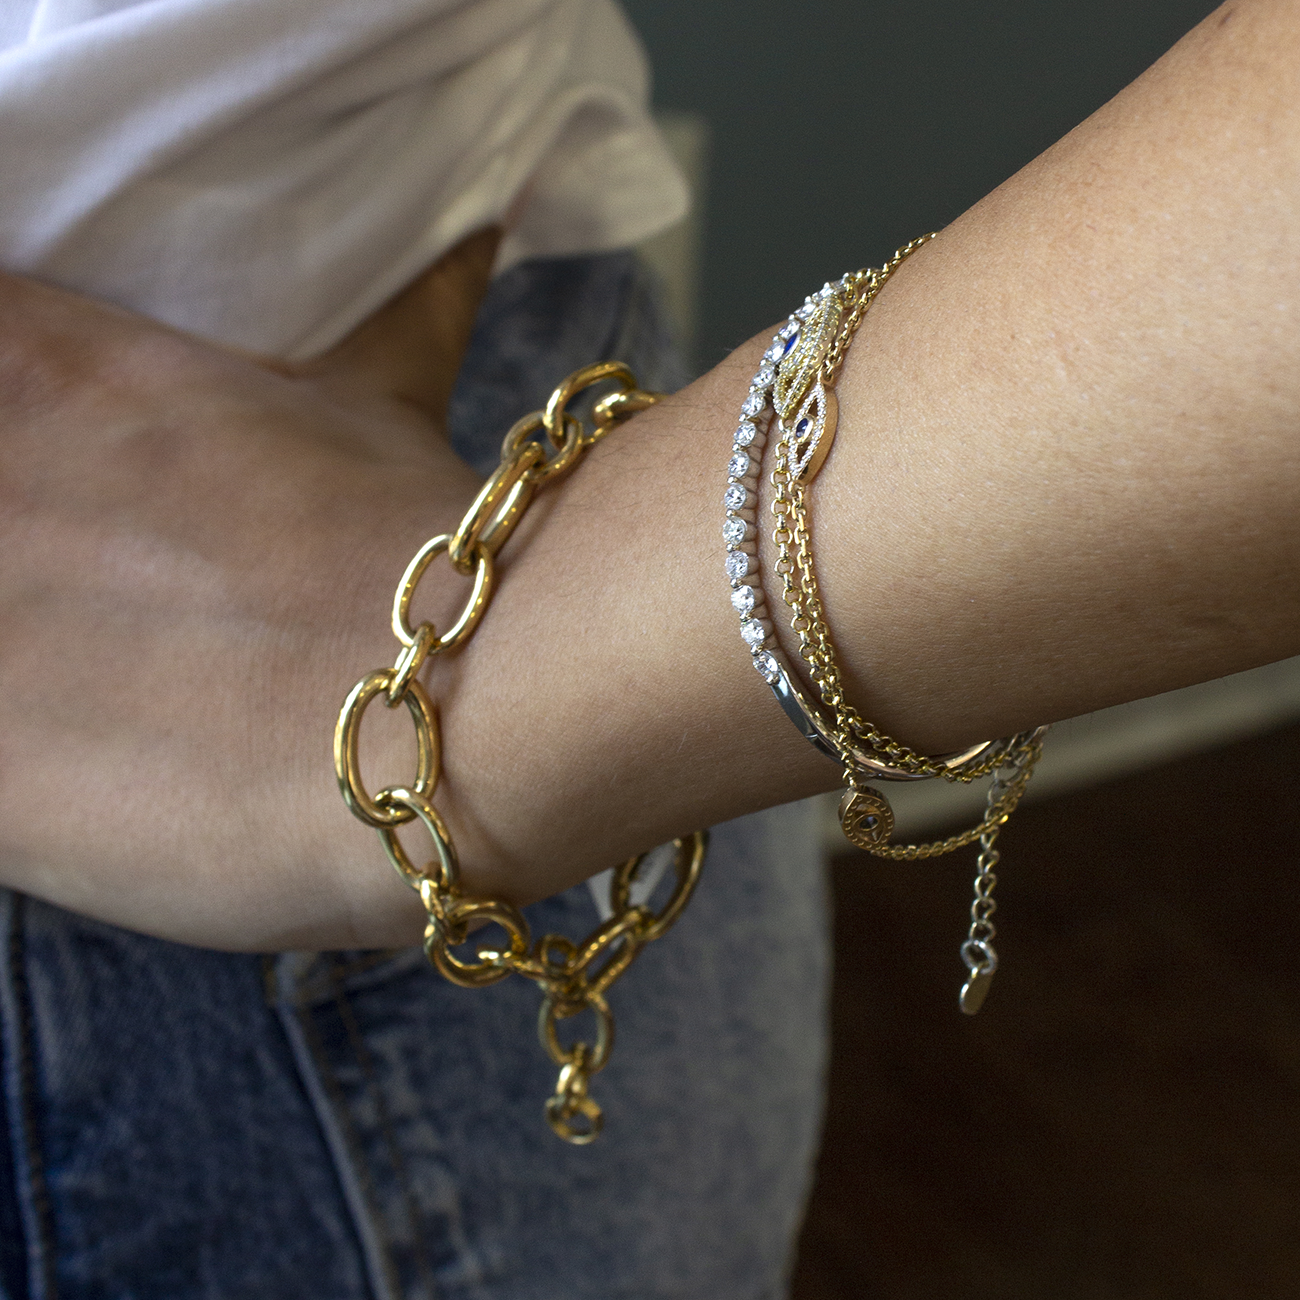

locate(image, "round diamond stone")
(731, 585), (756, 616)
(724, 483), (747, 511)
(734, 421), (757, 447)
(728, 451), (751, 478)
(723, 517), (747, 546)
(755, 362), (776, 386)
(741, 390), (764, 417)
(753, 650), (780, 683)
(725, 550), (750, 580)
(740, 618), (767, 648)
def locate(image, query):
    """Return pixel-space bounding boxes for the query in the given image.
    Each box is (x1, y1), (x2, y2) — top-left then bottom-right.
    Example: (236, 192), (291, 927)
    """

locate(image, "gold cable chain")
(769, 236), (1044, 858)
(770, 238), (980, 779)
(780, 461), (1012, 784)
(818, 234), (936, 387)
(334, 362), (707, 1145)
(843, 732), (1042, 861)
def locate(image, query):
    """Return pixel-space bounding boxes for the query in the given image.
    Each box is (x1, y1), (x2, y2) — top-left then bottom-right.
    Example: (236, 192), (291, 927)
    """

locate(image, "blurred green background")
(622, 0), (1222, 370)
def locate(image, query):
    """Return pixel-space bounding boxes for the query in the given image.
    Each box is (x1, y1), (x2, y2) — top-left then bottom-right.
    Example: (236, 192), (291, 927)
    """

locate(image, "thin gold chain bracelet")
(723, 236), (1048, 1014)
(767, 243), (1047, 859)
(335, 362), (707, 1144)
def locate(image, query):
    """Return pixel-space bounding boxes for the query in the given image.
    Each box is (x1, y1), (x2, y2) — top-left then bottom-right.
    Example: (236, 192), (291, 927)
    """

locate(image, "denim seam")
(273, 960), (403, 1300)
(267, 953), (430, 1009)
(330, 952), (405, 982)
(326, 960), (441, 1300)
(0, 896), (56, 1300)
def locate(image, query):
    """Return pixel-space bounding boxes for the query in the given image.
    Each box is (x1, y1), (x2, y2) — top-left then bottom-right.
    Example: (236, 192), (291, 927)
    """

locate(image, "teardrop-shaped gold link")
(374, 786), (458, 889)
(448, 441), (544, 570)
(334, 671), (440, 828)
(391, 533), (494, 655)
(609, 833), (708, 943)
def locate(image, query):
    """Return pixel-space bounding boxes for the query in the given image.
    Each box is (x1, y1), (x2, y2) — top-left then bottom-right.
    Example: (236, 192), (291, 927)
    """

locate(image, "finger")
(291, 226), (502, 426)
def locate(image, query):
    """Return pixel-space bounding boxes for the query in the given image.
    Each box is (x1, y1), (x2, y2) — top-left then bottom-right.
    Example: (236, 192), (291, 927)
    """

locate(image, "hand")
(0, 231), (503, 951)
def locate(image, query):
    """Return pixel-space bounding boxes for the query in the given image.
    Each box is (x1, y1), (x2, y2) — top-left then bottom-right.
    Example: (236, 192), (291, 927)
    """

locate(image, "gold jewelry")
(336, 362), (707, 1144)
(729, 236), (1048, 1013)
(725, 241), (1018, 783)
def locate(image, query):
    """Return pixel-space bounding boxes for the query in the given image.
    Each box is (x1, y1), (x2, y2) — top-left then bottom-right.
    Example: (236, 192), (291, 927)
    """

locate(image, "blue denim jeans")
(0, 254), (829, 1300)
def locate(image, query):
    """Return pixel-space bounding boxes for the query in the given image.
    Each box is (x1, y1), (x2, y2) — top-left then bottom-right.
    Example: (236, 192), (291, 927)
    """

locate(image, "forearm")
(824, 0), (1300, 748)
(431, 0), (1300, 904)
(4, 2), (1294, 954)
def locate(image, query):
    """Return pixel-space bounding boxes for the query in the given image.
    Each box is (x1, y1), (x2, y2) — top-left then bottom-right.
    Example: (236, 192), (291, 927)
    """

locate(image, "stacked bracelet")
(726, 236), (1048, 1014)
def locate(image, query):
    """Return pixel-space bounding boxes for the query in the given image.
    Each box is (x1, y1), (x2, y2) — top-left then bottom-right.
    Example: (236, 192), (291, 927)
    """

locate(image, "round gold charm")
(837, 785), (895, 850)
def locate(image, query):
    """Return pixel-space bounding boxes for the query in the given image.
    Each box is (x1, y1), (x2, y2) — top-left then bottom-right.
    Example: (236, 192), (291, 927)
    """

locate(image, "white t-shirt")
(0, 0), (687, 358)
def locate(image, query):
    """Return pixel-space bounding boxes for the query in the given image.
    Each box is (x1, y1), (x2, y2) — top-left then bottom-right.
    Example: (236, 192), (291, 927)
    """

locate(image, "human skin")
(0, 0), (1297, 950)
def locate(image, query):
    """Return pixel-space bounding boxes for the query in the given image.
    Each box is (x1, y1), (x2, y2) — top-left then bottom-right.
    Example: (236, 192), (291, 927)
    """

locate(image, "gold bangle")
(335, 362), (708, 1143)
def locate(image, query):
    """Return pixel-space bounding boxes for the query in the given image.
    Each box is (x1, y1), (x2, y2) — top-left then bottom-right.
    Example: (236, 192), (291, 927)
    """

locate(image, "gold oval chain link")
(334, 362), (708, 1144)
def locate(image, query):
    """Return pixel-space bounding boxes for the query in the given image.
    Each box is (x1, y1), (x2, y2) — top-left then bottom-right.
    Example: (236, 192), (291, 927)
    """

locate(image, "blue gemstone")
(781, 329), (799, 357)
(795, 417), (811, 436)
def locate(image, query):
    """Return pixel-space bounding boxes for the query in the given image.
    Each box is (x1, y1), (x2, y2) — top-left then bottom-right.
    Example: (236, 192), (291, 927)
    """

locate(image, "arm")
(0, 0), (1296, 950)
(434, 0), (1300, 905)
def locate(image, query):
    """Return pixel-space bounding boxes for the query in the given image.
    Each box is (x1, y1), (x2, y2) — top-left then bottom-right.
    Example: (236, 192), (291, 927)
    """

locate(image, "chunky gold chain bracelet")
(334, 362), (707, 1144)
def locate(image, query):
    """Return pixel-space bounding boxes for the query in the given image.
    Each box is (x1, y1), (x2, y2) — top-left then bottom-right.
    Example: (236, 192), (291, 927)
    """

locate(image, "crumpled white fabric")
(0, 0), (687, 357)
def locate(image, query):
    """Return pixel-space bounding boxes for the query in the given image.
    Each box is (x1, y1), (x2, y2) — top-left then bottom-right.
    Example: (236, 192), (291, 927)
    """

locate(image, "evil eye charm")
(774, 292), (841, 419)
(788, 380), (839, 483)
(838, 784), (895, 850)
